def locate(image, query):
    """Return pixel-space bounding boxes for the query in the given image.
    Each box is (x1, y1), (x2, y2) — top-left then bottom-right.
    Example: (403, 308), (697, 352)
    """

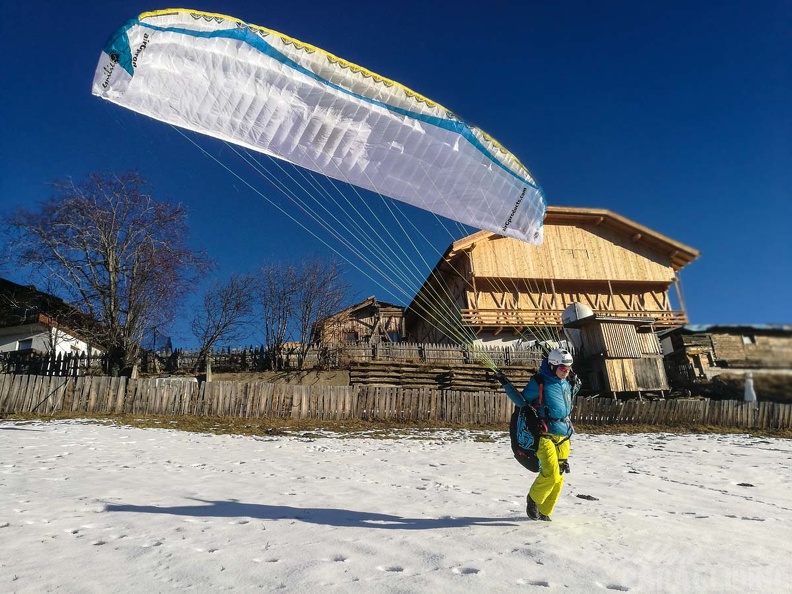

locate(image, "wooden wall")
(578, 320), (667, 393)
(711, 333), (792, 368)
(469, 225), (677, 283)
(406, 261), (469, 343)
(670, 331), (792, 371)
(593, 357), (668, 392)
(468, 278), (673, 315)
(320, 305), (404, 343)
(580, 323), (663, 359)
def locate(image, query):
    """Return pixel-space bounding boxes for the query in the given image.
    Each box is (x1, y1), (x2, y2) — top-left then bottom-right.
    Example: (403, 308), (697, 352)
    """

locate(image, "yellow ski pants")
(529, 434), (570, 517)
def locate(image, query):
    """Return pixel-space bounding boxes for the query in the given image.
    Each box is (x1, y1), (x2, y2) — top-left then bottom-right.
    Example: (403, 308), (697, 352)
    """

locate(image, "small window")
(741, 335), (756, 345)
(17, 338), (33, 351)
(345, 331), (359, 342)
(560, 248), (590, 260)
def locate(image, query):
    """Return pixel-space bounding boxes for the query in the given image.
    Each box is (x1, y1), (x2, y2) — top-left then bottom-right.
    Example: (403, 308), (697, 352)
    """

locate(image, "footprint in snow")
(377, 565), (404, 572)
(452, 567), (480, 575)
(606, 585), (630, 592)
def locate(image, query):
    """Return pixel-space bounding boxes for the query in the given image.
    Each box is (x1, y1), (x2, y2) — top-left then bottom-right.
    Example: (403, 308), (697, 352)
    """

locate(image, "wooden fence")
(1, 374), (790, 430)
(175, 342), (543, 371)
(1, 342), (545, 377)
(0, 350), (103, 376)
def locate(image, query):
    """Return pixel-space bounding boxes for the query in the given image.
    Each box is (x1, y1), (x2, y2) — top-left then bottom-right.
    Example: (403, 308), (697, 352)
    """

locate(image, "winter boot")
(526, 495), (539, 520)
(538, 513), (552, 522)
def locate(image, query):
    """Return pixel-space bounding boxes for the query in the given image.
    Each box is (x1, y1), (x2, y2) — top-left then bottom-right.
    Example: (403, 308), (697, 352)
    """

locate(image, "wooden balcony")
(460, 308), (688, 331)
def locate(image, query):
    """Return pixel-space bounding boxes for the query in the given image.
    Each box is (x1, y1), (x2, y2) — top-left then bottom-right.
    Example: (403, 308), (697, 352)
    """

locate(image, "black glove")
(567, 371), (582, 395)
(494, 370), (510, 386)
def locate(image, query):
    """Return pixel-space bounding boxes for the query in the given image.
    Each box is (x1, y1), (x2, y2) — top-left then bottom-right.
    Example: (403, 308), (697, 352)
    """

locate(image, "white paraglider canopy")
(92, 9), (546, 244)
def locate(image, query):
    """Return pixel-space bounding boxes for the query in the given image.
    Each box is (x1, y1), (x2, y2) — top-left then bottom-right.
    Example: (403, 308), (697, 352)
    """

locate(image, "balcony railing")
(460, 308), (688, 329)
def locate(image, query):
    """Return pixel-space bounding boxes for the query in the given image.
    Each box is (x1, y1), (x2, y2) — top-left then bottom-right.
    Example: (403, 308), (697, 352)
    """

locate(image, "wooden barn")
(311, 296), (405, 344)
(405, 206), (700, 346)
(660, 324), (792, 382)
(562, 307), (668, 396)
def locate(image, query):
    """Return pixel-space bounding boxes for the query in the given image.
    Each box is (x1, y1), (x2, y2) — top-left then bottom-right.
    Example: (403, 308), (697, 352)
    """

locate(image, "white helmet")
(547, 348), (573, 367)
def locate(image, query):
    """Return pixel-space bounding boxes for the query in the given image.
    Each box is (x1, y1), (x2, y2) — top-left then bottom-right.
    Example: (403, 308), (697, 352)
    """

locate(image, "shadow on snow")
(105, 498), (520, 530)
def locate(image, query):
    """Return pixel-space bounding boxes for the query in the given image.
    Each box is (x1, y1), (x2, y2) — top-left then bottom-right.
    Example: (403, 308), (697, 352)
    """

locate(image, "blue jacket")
(503, 359), (576, 437)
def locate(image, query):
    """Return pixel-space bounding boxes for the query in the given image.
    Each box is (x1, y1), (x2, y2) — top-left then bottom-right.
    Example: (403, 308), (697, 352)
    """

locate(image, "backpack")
(509, 374), (546, 473)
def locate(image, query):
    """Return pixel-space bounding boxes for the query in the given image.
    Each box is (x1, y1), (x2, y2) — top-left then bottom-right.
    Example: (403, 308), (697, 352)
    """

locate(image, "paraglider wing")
(93, 9), (545, 243)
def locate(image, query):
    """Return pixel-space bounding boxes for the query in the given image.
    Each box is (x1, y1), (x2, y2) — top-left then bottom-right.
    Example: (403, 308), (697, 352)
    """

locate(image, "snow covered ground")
(2, 420), (790, 593)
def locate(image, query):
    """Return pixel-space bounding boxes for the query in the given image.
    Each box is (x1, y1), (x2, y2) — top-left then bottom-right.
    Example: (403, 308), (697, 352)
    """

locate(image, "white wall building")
(0, 317), (101, 356)
(0, 278), (104, 357)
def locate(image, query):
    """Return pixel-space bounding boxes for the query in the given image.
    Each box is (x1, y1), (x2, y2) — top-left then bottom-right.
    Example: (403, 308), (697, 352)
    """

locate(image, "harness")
(535, 376), (573, 437)
(510, 373), (572, 474)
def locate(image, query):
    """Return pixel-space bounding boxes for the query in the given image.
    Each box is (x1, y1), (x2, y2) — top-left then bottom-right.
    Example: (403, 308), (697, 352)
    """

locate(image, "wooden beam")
(471, 254), (479, 309)
(674, 273), (688, 322)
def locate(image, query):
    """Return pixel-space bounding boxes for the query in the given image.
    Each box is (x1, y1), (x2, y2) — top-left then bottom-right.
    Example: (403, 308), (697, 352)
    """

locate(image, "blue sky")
(1, 0), (789, 346)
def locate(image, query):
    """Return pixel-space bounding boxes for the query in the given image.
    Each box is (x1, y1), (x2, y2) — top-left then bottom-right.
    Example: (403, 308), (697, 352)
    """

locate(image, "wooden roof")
(322, 296), (404, 320)
(0, 277), (82, 328)
(448, 206), (699, 271)
(0, 277), (105, 348)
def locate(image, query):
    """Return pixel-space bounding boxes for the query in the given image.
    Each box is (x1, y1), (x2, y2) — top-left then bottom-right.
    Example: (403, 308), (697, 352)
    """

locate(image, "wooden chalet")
(405, 206), (700, 345)
(311, 296), (405, 344)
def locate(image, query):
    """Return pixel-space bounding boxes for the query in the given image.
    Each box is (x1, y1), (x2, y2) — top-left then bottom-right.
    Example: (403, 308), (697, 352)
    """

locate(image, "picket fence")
(1, 374), (790, 430)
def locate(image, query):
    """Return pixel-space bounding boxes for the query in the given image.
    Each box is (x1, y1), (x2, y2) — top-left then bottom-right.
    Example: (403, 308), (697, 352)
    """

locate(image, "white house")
(0, 278), (103, 357)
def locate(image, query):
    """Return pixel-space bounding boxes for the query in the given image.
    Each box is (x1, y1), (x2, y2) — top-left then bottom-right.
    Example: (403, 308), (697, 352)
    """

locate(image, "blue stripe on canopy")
(134, 20), (540, 191)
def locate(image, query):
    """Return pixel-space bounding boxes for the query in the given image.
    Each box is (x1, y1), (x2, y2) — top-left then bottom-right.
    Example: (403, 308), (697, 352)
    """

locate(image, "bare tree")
(258, 262), (299, 371)
(292, 259), (349, 369)
(4, 172), (208, 375)
(258, 258), (350, 370)
(191, 274), (256, 371)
